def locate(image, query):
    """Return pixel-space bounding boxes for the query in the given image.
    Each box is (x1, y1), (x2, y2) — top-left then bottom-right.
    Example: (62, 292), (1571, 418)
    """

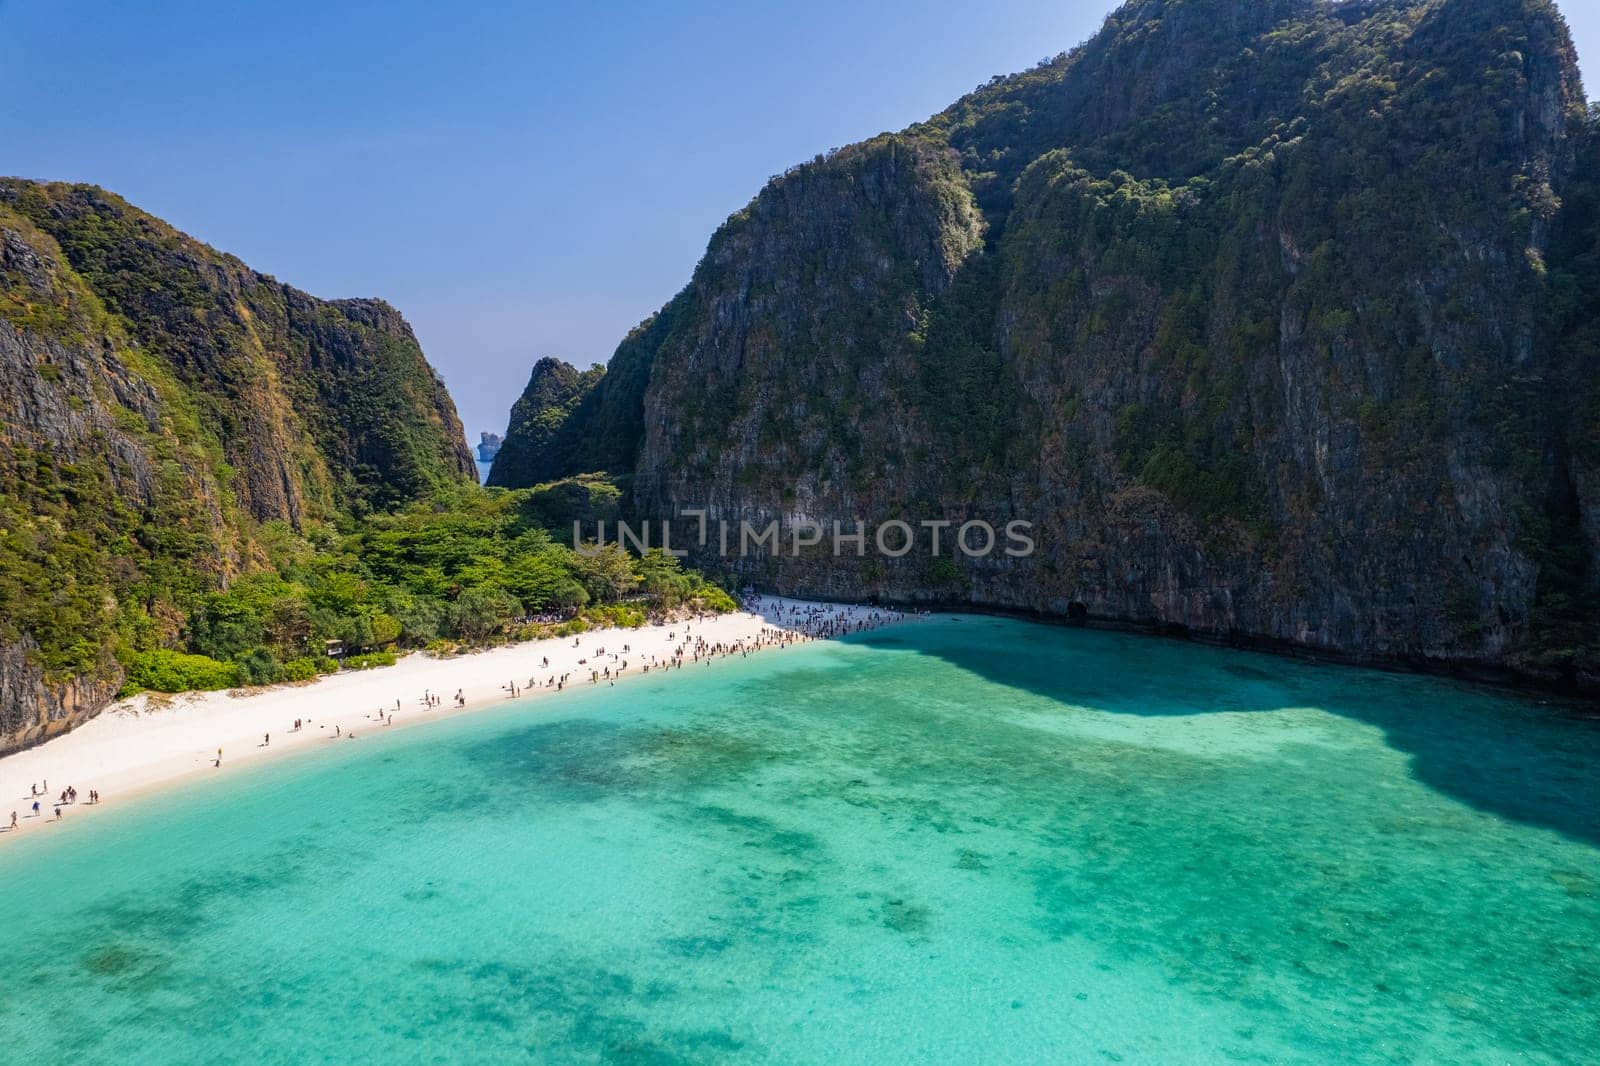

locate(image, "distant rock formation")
(477, 432), (503, 464)
(487, 357), (606, 488)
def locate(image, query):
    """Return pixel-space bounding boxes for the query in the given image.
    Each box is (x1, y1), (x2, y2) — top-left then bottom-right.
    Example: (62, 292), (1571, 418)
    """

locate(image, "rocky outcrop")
(487, 357), (605, 488)
(496, 0), (1600, 690)
(0, 639), (122, 753)
(0, 181), (476, 519)
(632, 135), (985, 511)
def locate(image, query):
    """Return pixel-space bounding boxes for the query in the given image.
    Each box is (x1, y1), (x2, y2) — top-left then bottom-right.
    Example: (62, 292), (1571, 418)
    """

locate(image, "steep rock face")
(0, 181), (475, 750)
(632, 134), (985, 514)
(1542, 110), (1600, 665)
(0, 638), (122, 752)
(500, 0), (1600, 686)
(487, 357), (605, 488)
(0, 181), (476, 519)
(496, 311), (680, 490)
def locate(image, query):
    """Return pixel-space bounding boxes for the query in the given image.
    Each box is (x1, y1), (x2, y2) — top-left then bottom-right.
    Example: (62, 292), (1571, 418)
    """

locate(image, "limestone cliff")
(486, 357), (605, 488)
(0, 180), (475, 749)
(496, 0), (1600, 689)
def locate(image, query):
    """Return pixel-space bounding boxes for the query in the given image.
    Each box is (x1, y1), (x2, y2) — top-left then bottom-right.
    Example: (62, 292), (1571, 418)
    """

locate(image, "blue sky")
(1, 1), (1595, 438)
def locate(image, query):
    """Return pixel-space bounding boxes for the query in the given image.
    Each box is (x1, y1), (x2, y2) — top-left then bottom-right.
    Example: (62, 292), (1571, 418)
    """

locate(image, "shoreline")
(766, 590), (1600, 706)
(0, 597), (913, 845)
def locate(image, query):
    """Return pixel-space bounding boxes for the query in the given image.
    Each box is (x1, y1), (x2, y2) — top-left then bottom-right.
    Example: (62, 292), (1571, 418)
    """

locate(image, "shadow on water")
(852, 618), (1600, 848)
(4, 613), (1595, 1061)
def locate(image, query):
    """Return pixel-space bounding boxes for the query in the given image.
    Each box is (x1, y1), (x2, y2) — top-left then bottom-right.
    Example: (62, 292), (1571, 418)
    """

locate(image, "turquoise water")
(1, 617), (1597, 1063)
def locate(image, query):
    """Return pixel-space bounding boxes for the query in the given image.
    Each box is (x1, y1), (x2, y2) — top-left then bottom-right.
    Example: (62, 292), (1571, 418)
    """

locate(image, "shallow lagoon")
(1, 616), (1596, 1063)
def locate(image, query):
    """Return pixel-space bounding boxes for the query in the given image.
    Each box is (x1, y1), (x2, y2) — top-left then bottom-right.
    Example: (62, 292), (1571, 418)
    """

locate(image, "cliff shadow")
(848, 616), (1600, 849)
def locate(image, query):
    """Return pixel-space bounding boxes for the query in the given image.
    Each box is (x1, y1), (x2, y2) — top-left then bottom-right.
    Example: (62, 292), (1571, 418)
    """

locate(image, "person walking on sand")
(264, 733), (270, 747)
(215, 747), (223, 768)
(8, 812), (16, 831)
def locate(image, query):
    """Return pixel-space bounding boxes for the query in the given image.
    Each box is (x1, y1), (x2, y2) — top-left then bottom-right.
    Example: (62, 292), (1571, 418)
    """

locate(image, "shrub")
(580, 603), (648, 629)
(235, 646), (286, 686)
(691, 584), (738, 613)
(120, 649), (240, 694)
(342, 650), (398, 670)
(281, 656), (337, 682)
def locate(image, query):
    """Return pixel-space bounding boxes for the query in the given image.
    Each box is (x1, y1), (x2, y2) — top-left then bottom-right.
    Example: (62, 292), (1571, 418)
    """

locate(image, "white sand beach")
(0, 597), (911, 842)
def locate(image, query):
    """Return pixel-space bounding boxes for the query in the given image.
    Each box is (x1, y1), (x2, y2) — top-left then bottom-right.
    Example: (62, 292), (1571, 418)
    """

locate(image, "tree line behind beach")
(121, 484), (736, 695)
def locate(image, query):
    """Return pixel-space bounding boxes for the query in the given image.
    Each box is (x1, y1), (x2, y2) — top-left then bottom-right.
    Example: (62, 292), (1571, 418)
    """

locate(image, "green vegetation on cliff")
(3, 180), (478, 517)
(489, 311), (677, 489)
(486, 357), (605, 488)
(0, 183), (732, 743)
(491, 0), (1600, 688)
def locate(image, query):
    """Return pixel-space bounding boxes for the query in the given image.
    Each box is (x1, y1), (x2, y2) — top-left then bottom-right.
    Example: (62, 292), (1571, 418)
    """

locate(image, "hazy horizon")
(2, 0), (1595, 440)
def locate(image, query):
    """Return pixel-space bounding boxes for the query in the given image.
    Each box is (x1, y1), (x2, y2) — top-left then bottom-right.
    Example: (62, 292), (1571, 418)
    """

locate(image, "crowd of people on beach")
(2, 596), (916, 839)
(6, 781), (100, 830)
(512, 598), (908, 692)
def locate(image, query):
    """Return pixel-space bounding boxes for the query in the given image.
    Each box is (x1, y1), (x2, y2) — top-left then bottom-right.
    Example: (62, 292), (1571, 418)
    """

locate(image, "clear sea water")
(0, 616), (1596, 1064)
